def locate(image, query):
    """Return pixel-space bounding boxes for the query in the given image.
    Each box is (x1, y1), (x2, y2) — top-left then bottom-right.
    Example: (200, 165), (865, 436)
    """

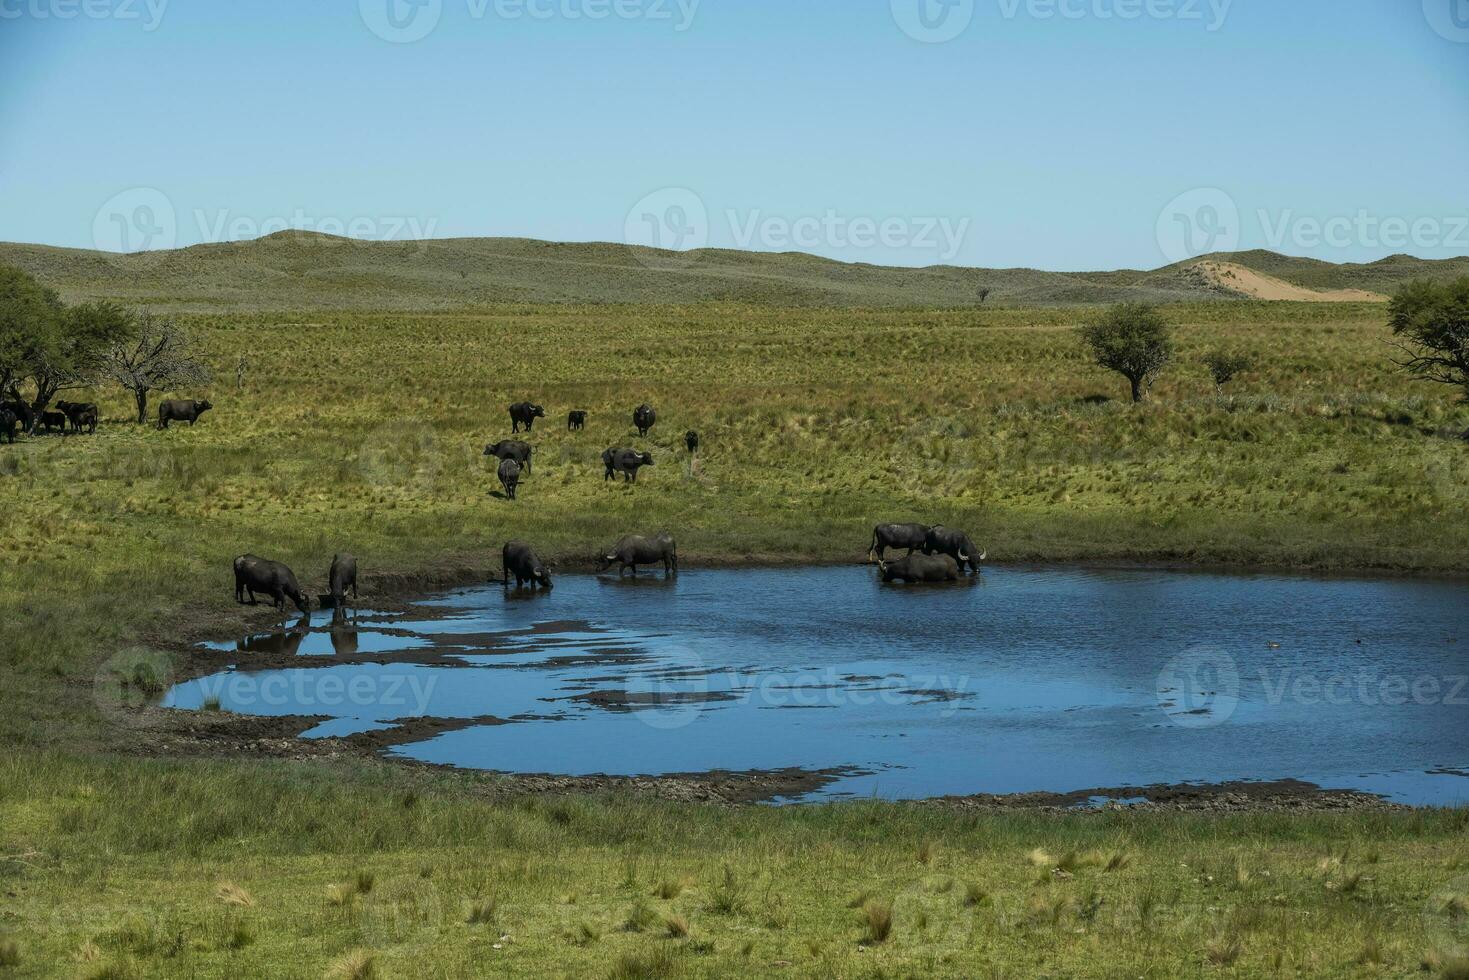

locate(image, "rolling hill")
(1, 232), (1465, 310)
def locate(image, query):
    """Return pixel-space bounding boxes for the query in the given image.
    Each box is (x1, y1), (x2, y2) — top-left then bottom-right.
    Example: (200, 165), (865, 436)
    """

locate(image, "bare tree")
(103, 311), (212, 424)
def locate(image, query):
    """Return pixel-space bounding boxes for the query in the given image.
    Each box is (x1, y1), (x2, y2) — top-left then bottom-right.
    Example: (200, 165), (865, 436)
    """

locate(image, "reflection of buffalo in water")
(238, 613), (311, 655)
(330, 607), (359, 656)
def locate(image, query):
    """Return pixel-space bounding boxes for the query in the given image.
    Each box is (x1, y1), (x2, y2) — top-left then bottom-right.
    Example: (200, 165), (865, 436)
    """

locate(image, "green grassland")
(3, 297), (1469, 977)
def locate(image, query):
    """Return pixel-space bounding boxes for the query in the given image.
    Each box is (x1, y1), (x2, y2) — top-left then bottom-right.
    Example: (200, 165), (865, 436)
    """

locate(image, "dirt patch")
(1188, 261), (1386, 303)
(935, 778), (1404, 813)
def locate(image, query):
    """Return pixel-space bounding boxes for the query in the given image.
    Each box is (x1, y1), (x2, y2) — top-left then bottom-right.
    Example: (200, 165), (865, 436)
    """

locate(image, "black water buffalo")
(3, 399), (33, 435)
(498, 457), (522, 499)
(567, 410), (587, 432)
(0, 408), (15, 445)
(502, 540), (553, 589)
(484, 439), (533, 474)
(923, 526), (987, 575)
(159, 399), (212, 428)
(233, 554), (310, 613)
(509, 402), (545, 433)
(329, 553), (359, 608)
(598, 532), (677, 575)
(633, 403), (656, 437)
(603, 447), (654, 483)
(878, 553), (960, 584)
(685, 430), (699, 454)
(39, 410), (68, 434)
(868, 523), (931, 562)
(56, 401), (98, 434)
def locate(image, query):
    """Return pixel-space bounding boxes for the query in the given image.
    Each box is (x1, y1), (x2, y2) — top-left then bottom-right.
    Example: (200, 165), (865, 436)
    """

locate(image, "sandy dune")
(1192, 260), (1386, 302)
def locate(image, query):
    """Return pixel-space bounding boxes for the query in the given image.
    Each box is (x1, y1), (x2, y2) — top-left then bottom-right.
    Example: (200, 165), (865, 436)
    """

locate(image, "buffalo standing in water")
(329, 553), (359, 608)
(502, 540), (553, 590)
(868, 523), (931, 562)
(633, 403), (657, 437)
(498, 458), (522, 500)
(484, 439), (533, 474)
(158, 398), (212, 429)
(878, 553), (960, 584)
(509, 402), (545, 433)
(603, 447), (654, 483)
(923, 526), (986, 575)
(598, 532), (677, 576)
(567, 410), (587, 432)
(233, 554), (310, 613)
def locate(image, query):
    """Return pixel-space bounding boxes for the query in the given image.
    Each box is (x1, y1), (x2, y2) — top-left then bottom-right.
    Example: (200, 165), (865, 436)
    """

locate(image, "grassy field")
(3, 298), (1468, 977)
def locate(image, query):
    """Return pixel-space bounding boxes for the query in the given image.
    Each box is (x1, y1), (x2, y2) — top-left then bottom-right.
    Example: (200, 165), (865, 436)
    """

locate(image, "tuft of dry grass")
(324, 949), (377, 980)
(663, 914), (689, 939)
(1206, 933), (1243, 965)
(962, 882), (988, 907)
(860, 900), (893, 945)
(622, 898), (657, 933)
(0, 940), (18, 967)
(214, 881), (254, 908)
(653, 878), (684, 900)
(606, 946), (680, 980)
(466, 897), (498, 926)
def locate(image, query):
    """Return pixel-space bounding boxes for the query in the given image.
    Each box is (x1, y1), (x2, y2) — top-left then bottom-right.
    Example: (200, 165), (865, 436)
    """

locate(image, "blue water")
(165, 566), (1469, 804)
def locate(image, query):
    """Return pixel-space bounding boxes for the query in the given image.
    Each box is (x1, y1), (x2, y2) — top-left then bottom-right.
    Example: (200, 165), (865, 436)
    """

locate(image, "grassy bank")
(4, 751), (1469, 978)
(1, 300), (1466, 976)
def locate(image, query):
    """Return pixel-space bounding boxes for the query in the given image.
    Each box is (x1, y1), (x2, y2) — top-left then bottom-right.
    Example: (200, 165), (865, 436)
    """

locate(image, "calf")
(498, 457), (522, 500)
(633, 403), (657, 437)
(567, 410), (587, 432)
(685, 430), (699, 454)
(56, 401), (98, 434)
(39, 411), (68, 435)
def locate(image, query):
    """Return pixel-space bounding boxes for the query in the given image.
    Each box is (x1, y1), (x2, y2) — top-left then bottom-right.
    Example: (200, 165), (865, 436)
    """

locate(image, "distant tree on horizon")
(1078, 303), (1174, 403)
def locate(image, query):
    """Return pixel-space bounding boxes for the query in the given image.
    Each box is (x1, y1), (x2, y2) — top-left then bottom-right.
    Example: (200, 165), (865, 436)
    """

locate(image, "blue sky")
(1, 0), (1466, 269)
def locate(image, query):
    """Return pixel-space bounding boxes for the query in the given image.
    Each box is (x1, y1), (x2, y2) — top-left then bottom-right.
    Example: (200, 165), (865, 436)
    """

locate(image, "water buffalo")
(598, 532), (677, 575)
(685, 430), (699, 454)
(498, 457), (522, 499)
(502, 540), (553, 589)
(3, 399), (33, 435)
(0, 408), (15, 445)
(603, 447), (654, 483)
(878, 553), (960, 584)
(56, 401), (98, 434)
(39, 410), (68, 435)
(484, 439), (533, 474)
(633, 403), (656, 437)
(329, 553), (359, 608)
(233, 554), (310, 614)
(159, 399), (212, 428)
(567, 410), (587, 432)
(509, 402), (545, 433)
(868, 523), (931, 562)
(923, 525), (987, 575)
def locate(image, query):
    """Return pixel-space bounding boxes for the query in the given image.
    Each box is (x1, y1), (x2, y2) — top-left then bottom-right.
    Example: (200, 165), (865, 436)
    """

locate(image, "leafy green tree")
(1203, 350), (1252, 391)
(0, 265), (63, 400)
(1078, 303), (1174, 403)
(31, 302), (138, 414)
(1389, 277), (1469, 403)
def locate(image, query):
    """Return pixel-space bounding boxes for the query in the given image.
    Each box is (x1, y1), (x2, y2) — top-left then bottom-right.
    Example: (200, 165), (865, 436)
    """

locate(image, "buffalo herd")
(0, 392), (211, 440)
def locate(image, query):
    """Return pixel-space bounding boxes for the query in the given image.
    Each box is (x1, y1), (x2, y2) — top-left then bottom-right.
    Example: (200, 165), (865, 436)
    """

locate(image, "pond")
(165, 566), (1469, 805)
